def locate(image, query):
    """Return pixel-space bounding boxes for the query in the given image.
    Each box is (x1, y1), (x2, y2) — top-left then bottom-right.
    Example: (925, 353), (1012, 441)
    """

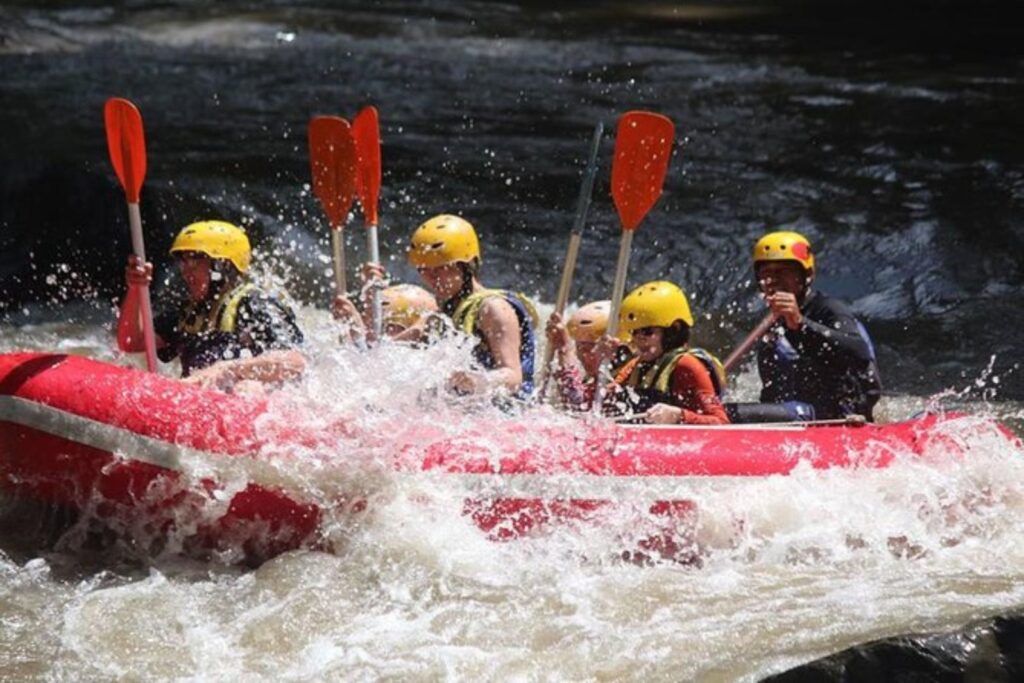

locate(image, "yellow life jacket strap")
(650, 346), (727, 396)
(616, 347), (726, 397)
(451, 289), (539, 334)
(216, 283), (257, 332)
(650, 347), (691, 393)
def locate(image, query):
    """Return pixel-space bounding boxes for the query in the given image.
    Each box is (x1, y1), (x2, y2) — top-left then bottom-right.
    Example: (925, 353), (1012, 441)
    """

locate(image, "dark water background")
(1, 0), (1022, 400)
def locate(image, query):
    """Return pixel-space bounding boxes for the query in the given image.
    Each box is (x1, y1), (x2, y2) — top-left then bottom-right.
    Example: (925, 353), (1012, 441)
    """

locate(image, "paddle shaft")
(605, 230), (634, 339)
(367, 223), (383, 338)
(538, 231), (583, 400)
(554, 122), (604, 315)
(723, 312), (777, 373)
(127, 202), (158, 372)
(592, 229), (634, 413)
(539, 122), (604, 396)
(331, 229), (347, 295)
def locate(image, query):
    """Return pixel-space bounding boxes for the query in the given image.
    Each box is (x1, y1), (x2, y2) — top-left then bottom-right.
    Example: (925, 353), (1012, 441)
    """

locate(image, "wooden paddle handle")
(538, 123), (604, 399)
(552, 232), (582, 319)
(538, 232), (582, 398)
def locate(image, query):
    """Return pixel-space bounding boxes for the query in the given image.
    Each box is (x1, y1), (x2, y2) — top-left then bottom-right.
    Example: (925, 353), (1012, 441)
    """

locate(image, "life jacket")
(451, 289), (539, 398)
(178, 282), (257, 334)
(612, 346), (726, 414)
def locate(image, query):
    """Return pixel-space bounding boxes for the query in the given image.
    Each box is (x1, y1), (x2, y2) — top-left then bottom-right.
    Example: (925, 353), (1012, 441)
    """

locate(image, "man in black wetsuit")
(117, 220), (305, 390)
(751, 230), (882, 421)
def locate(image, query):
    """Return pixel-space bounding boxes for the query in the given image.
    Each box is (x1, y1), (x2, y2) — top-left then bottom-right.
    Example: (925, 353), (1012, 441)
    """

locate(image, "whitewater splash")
(3, 307), (1024, 680)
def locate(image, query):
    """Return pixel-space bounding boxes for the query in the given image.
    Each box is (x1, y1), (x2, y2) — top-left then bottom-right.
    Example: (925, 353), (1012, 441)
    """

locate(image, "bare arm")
(545, 310), (581, 372)
(448, 297), (523, 395)
(475, 297), (524, 392)
(184, 350), (306, 391)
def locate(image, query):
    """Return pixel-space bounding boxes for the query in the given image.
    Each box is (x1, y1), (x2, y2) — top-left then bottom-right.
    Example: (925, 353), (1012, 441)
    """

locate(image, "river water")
(2, 1), (1024, 680)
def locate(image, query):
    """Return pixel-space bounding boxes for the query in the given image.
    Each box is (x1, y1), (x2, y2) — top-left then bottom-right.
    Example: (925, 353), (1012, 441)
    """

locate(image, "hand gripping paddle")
(104, 97), (158, 372)
(352, 106), (384, 338)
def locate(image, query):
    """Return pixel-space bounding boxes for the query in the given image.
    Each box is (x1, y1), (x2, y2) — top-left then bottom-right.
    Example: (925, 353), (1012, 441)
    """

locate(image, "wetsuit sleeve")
(670, 355), (730, 425)
(785, 297), (874, 365)
(235, 294), (304, 353)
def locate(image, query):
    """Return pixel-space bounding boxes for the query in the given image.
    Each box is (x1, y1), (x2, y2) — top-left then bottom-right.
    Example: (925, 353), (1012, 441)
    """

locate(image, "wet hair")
(661, 321), (691, 352)
(455, 260), (479, 297)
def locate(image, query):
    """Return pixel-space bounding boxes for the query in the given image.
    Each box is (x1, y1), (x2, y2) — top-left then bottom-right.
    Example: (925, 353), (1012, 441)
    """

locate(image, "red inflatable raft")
(0, 352), (1015, 560)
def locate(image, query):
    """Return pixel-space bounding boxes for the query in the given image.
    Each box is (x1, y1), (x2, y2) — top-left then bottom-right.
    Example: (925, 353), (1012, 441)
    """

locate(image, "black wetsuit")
(756, 290), (882, 421)
(155, 284), (303, 377)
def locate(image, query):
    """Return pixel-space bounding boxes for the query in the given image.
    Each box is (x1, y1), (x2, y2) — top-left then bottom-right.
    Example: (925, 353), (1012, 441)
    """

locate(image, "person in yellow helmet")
(544, 300), (629, 410)
(748, 230), (881, 421)
(407, 214), (538, 399)
(332, 281), (439, 343)
(607, 281), (729, 425)
(117, 220), (305, 389)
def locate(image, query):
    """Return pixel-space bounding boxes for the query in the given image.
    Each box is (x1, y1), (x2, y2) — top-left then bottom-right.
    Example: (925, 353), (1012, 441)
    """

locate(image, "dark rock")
(765, 613), (1024, 682)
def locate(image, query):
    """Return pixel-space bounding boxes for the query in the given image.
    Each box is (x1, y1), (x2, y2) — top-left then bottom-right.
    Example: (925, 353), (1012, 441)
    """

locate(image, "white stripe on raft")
(0, 394), (324, 500)
(1, 393), (185, 470)
(0, 395), (770, 503)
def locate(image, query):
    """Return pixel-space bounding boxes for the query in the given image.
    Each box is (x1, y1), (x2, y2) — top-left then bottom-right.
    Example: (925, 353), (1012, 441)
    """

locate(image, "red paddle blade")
(104, 97), (147, 204)
(611, 111), (675, 231)
(308, 116), (358, 230)
(352, 106), (382, 226)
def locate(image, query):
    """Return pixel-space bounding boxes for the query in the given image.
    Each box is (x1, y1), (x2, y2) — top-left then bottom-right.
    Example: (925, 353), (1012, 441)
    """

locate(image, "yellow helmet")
(618, 281), (694, 341)
(380, 284), (438, 329)
(407, 214), (480, 269)
(752, 231), (814, 272)
(170, 220), (252, 274)
(567, 300), (611, 343)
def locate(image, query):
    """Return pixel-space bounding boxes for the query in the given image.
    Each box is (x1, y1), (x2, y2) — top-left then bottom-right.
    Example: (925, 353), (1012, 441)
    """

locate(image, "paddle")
(308, 116), (358, 296)
(352, 106), (384, 338)
(723, 312), (777, 373)
(104, 97), (158, 373)
(605, 111), (675, 338)
(593, 111), (674, 411)
(538, 121), (604, 398)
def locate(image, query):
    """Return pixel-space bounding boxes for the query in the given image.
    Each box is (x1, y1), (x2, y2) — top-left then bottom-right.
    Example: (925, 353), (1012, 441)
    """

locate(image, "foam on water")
(3, 309), (1024, 679)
